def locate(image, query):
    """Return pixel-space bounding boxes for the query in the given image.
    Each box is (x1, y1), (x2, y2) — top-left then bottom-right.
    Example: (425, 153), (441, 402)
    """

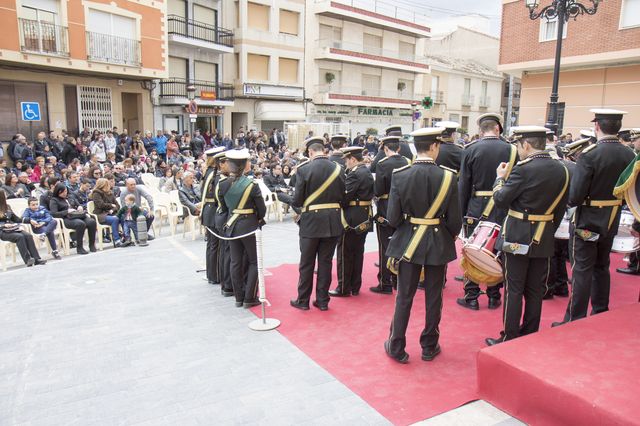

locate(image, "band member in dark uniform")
(330, 146), (374, 297)
(218, 149), (267, 308)
(213, 151), (234, 297)
(371, 125), (414, 172)
(615, 128), (640, 276)
(329, 134), (348, 168)
(201, 147), (226, 285)
(384, 127), (461, 363)
(484, 126), (569, 345)
(434, 121), (463, 173)
(457, 113), (518, 310)
(554, 109), (635, 326)
(370, 136), (411, 295)
(291, 137), (346, 311)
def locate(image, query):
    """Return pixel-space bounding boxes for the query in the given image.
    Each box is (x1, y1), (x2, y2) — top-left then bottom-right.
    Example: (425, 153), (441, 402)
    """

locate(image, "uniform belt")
(583, 199), (623, 207)
(378, 194), (389, 200)
(348, 200), (372, 207)
(474, 191), (493, 197)
(407, 217), (441, 225)
(508, 209), (553, 222)
(232, 208), (255, 214)
(303, 203), (341, 213)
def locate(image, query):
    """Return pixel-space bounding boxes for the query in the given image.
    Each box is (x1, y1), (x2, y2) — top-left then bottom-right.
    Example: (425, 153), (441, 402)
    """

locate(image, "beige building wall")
(426, 27), (500, 70)
(519, 64), (640, 135)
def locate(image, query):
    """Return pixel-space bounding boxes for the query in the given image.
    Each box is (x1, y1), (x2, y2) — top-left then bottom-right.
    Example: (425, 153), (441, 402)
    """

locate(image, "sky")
(406, 0), (503, 36)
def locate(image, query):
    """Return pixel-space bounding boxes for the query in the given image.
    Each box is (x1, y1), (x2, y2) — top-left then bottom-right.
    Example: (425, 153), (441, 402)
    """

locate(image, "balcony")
(430, 90), (444, 103)
(479, 96), (491, 108)
(461, 94), (474, 107)
(316, 39), (429, 73)
(86, 32), (140, 67)
(315, 84), (420, 108)
(19, 19), (68, 56)
(159, 78), (235, 106)
(167, 15), (234, 54)
(313, 0), (430, 38)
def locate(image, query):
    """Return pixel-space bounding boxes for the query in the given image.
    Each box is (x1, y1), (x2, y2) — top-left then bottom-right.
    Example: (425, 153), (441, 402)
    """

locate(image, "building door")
(121, 92), (141, 133)
(163, 115), (182, 133)
(195, 116), (213, 133)
(64, 85), (79, 136)
(0, 80), (49, 141)
(231, 112), (248, 136)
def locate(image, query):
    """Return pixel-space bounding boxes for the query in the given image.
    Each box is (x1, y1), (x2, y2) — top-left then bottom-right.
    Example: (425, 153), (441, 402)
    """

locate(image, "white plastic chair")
(0, 240), (18, 271)
(257, 181), (281, 222)
(87, 201), (113, 251)
(7, 198), (28, 217)
(54, 218), (74, 256)
(168, 190), (200, 240)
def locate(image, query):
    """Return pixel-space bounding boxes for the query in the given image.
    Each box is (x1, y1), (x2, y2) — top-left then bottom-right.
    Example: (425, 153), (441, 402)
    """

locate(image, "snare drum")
(461, 221), (503, 285)
(612, 211), (640, 253)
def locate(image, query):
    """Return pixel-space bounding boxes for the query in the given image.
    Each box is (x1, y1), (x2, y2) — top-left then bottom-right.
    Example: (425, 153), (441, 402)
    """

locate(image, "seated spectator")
(49, 183), (97, 255)
(119, 178), (155, 239)
(35, 176), (51, 200)
(39, 176), (60, 209)
(0, 191), (46, 266)
(162, 167), (183, 193)
(166, 136), (180, 163)
(90, 178), (124, 247)
(282, 164), (292, 179)
(116, 193), (142, 245)
(11, 160), (24, 177)
(30, 157), (46, 182)
(178, 171), (201, 216)
(2, 173), (28, 199)
(159, 167), (173, 192)
(264, 164), (293, 207)
(18, 172), (36, 196)
(0, 158), (9, 174)
(22, 197), (61, 259)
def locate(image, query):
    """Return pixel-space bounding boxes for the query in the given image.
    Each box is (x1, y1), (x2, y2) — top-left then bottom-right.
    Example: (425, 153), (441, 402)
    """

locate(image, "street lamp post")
(186, 83), (196, 136)
(525, 0), (601, 135)
(411, 102), (418, 131)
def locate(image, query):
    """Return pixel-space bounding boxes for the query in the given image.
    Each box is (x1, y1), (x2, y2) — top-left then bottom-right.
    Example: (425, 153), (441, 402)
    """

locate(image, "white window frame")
(539, 16), (568, 42)
(620, 0), (640, 29)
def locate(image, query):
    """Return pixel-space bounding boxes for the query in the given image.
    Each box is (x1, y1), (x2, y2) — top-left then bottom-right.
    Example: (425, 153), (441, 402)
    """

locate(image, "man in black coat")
(201, 147), (225, 285)
(264, 164), (294, 206)
(484, 126), (569, 345)
(328, 134), (348, 168)
(291, 137), (346, 311)
(554, 109), (636, 326)
(457, 113), (518, 311)
(434, 121), (463, 174)
(371, 136), (411, 295)
(370, 125), (414, 173)
(330, 147), (374, 297)
(384, 127), (462, 364)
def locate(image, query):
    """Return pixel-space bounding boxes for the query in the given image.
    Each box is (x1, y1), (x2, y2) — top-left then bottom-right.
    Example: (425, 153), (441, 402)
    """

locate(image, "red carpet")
(478, 304), (640, 426)
(255, 249), (639, 425)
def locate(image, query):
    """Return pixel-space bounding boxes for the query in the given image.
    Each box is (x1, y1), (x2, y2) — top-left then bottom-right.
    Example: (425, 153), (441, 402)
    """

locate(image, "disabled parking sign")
(21, 102), (41, 121)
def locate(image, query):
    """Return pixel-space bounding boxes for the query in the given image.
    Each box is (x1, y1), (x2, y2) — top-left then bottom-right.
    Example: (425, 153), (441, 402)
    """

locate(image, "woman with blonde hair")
(90, 177), (125, 247)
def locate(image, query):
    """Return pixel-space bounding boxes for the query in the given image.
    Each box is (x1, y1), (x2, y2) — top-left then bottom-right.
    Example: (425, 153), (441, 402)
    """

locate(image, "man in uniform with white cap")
(434, 121), (463, 174)
(213, 150), (234, 297)
(384, 127), (461, 363)
(554, 109), (635, 326)
(201, 146), (226, 285)
(457, 113), (518, 310)
(330, 146), (374, 297)
(370, 125), (414, 173)
(484, 126), (569, 345)
(370, 135), (411, 295)
(291, 137), (346, 311)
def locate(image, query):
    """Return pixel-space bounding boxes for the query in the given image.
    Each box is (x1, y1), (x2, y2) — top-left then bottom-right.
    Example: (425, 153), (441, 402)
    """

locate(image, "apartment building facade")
(222, 0), (305, 135)
(153, 0), (234, 134)
(0, 0), (166, 140)
(304, 0), (430, 136)
(499, 0), (640, 134)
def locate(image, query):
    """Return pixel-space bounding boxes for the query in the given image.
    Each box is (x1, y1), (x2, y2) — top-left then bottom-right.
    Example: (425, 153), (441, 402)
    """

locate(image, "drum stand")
(248, 229), (280, 331)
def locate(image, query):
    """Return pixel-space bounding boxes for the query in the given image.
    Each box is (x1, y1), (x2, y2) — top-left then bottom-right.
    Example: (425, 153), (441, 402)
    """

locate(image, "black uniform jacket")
(218, 176), (266, 237)
(493, 152), (569, 258)
(329, 152), (346, 168)
(459, 136), (517, 223)
(200, 168), (218, 228)
(386, 160), (462, 265)
(213, 175), (229, 233)
(370, 142), (414, 173)
(436, 142), (462, 174)
(292, 156), (346, 238)
(343, 164), (374, 228)
(374, 154), (411, 218)
(569, 138), (635, 237)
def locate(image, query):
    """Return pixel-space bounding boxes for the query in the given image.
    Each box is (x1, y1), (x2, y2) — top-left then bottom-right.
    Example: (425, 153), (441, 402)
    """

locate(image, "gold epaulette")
(581, 144), (598, 155)
(439, 165), (457, 174)
(393, 164), (411, 174)
(378, 156), (389, 164)
(516, 157), (533, 166)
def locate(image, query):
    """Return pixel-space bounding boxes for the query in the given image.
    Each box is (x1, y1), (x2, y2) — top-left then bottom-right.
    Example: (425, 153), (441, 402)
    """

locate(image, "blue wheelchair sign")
(21, 102), (41, 121)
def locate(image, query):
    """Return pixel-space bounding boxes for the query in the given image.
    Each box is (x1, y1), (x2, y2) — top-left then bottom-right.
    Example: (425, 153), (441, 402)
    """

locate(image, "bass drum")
(612, 211), (639, 254)
(461, 221), (503, 286)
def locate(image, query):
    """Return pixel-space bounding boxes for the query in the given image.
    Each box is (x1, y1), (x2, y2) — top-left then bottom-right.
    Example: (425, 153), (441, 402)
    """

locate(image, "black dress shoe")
(26, 258), (35, 267)
(488, 298), (502, 310)
(422, 344), (441, 361)
(329, 289), (350, 297)
(374, 262), (380, 267)
(456, 298), (479, 310)
(312, 301), (328, 311)
(35, 259), (47, 266)
(454, 275), (464, 282)
(616, 267), (640, 275)
(77, 248), (89, 255)
(89, 245), (97, 253)
(147, 235), (155, 241)
(244, 300), (261, 308)
(235, 301), (244, 308)
(384, 340), (409, 364)
(543, 289), (554, 300)
(290, 299), (310, 311)
(551, 321), (566, 328)
(351, 290), (360, 296)
(221, 289), (234, 297)
(211, 281), (220, 286)
(370, 285), (393, 295)
(485, 337), (504, 346)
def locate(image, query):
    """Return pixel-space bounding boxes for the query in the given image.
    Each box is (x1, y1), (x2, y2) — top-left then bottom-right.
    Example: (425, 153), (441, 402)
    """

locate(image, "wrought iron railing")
(167, 15), (234, 47)
(461, 94), (475, 106)
(86, 31), (140, 67)
(159, 78), (235, 101)
(19, 18), (68, 56)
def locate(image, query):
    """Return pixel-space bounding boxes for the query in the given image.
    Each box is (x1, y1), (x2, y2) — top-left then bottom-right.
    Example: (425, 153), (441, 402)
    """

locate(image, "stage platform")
(477, 303), (640, 426)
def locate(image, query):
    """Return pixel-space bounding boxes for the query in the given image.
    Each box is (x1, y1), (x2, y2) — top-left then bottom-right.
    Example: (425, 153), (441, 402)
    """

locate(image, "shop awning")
(254, 101), (306, 121)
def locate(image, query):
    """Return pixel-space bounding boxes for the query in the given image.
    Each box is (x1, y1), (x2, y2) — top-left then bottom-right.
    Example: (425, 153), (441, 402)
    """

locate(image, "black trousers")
(64, 217), (96, 250)
(388, 262), (446, 358)
(547, 238), (569, 292)
(218, 239), (232, 292)
(376, 223), (395, 288)
(462, 221), (501, 300)
(336, 230), (367, 294)
(205, 228), (220, 284)
(627, 251), (639, 270)
(502, 254), (549, 341)
(297, 236), (339, 306)
(564, 227), (615, 322)
(0, 230), (41, 263)
(229, 234), (258, 303)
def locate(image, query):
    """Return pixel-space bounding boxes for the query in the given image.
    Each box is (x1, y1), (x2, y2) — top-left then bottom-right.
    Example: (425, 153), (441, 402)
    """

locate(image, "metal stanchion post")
(248, 229), (280, 331)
